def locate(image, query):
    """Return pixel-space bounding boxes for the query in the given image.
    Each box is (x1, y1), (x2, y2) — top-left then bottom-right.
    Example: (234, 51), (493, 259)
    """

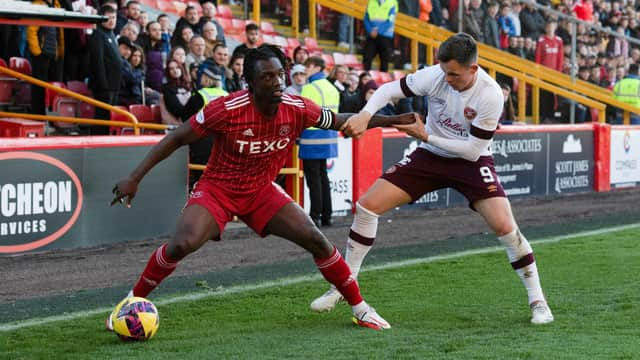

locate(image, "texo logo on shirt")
(236, 138), (291, 154)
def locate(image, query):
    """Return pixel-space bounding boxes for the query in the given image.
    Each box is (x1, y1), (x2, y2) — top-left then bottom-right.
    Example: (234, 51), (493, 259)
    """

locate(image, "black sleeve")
(177, 93), (205, 122)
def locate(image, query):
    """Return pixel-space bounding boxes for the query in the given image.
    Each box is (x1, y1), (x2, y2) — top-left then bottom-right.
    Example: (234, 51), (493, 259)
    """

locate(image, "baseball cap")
(202, 67), (221, 80)
(291, 64), (306, 76)
(117, 36), (135, 49)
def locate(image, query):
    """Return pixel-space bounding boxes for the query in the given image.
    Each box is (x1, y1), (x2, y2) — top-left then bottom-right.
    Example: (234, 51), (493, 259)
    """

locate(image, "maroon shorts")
(185, 181), (294, 237)
(381, 148), (506, 209)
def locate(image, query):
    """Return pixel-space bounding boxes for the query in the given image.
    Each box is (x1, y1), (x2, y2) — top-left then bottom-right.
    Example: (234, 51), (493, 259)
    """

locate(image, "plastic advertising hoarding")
(610, 128), (640, 188)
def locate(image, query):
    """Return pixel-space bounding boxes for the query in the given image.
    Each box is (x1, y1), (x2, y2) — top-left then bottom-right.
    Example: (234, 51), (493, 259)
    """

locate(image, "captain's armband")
(315, 107), (335, 129)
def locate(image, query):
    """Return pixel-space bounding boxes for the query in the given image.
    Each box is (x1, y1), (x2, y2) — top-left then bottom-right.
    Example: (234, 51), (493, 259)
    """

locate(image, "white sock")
(351, 300), (369, 316)
(498, 229), (546, 305)
(345, 202), (378, 278)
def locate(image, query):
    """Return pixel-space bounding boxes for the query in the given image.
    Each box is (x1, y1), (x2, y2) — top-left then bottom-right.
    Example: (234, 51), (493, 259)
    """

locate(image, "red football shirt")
(189, 90), (325, 193)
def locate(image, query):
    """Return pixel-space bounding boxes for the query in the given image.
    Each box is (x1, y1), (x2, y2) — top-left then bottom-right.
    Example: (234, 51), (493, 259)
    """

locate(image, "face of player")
(440, 60), (478, 92)
(252, 57), (286, 104)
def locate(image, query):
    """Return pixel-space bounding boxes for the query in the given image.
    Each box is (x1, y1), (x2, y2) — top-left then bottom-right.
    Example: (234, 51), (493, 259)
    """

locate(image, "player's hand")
(110, 178), (138, 208)
(341, 111), (372, 139)
(393, 115), (427, 142)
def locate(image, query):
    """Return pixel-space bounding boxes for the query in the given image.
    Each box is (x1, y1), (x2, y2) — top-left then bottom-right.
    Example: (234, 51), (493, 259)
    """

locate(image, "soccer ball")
(110, 296), (159, 341)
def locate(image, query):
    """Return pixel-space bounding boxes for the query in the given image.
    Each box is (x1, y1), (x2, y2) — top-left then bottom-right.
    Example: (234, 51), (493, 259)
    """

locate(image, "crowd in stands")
(1, 0), (639, 131)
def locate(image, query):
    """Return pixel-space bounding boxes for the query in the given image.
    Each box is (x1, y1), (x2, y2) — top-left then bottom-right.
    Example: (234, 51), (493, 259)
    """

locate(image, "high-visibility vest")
(299, 78), (340, 160)
(613, 77), (640, 108)
(367, 0), (397, 21)
(198, 87), (228, 107)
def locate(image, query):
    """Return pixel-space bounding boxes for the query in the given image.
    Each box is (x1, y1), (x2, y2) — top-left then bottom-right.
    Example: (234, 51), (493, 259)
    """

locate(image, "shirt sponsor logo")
(236, 138), (291, 154)
(242, 128), (255, 137)
(437, 113), (467, 137)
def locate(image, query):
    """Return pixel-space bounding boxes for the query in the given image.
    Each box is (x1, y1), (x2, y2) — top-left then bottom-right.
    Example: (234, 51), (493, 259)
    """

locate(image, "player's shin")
(314, 246), (364, 307)
(498, 229), (546, 304)
(345, 202), (378, 278)
(132, 243), (179, 298)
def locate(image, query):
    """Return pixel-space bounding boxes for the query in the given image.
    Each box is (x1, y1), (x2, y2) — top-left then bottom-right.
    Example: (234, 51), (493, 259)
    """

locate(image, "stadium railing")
(292, 0), (638, 124)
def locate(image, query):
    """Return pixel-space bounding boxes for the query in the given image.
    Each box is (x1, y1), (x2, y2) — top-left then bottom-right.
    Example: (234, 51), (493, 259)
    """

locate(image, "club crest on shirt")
(463, 107), (477, 121)
(279, 125), (290, 136)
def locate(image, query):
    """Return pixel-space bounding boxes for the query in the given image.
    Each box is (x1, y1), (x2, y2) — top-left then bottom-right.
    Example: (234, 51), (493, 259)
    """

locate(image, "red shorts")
(381, 148), (506, 209)
(185, 181), (294, 237)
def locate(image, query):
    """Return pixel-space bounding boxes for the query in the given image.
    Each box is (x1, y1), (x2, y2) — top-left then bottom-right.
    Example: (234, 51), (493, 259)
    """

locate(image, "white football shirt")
(403, 65), (503, 158)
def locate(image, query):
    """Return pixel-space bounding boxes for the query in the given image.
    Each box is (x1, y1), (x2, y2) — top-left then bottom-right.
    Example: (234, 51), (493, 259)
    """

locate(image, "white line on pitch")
(1, 222), (638, 332)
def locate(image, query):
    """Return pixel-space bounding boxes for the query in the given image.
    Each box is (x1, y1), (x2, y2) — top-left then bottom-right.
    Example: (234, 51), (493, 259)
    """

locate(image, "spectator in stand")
(202, 22), (219, 58)
(87, 4), (121, 135)
(169, 46), (187, 68)
(110, 0), (128, 35)
(120, 21), (140, 43)
(27, 0), (65, 116)
(211, 43), (230, 90)
(284, 64), (307, 96)
(136, 21), (166, 92)
(157, 13), (172, 36)
(535, 18), (563, 122)
(118, 0), (141, 35)
(454, 0), (483, 41)
(64, 0), (94, 82)
(174, 6), (201, 38)
(520, 2), (545, 41)
(613, 63), (640, 124)
(523, 36), (536, 61)
(172, 26), (194, 51)
(198, 1), (226, 45)
(128, 45), (160, 105)
(138, 11), (150, 32)
(118, 36), (142, 106)
(327, 65), (349, 93)
(590, 65), (604, 86)
(498, 3), (516, 49)
(292, 46), (309, 65)
(336, 12), (351, 49)
(363, 0), (397, 72)
(225, 52), (246, 92)
(498, 82), (517, 125)
(606, 26), (629, 59)
(232, 23), (261, 57)
(362, 80), (397, 116)
(161, 59), (192, 121)
(573, 0), (594, 22)
(507, 0), (521, 36)
(577, 65), (590, 82)
(483, 2), (500, 48)
(339, 73), (363, 113)
(508, 36), (524, 57)
(185, 35), (206, 72)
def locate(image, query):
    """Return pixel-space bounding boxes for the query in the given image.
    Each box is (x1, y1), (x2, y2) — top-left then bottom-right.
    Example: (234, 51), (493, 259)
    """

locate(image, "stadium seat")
(0, 58), (15, 106)
(215, 17), (234, 34)
(173, 1), (187, 16)
(368, 70), (382, 84)
(109, 105), (132, 135)
(321, 53), (335, 71)
(344, 54), (363, 70)
(333, 52), (346, 65)
(286, 37), (300, 50)
(272, 35), (288, 49)
(378, 71), (393, 84)
(260, 21), (278, 35)
(66, 80), (91, 96)
(9, 57), (32, 75)
(52, 97), (80, 130)
(391, 70), (405, 81)
(216, 4), (232, 18)
(78, 102), (95, 119)
(129, 104), (154, 123)
(304, 37), (321, 53)
(45, 81), (66, 111)
(262, 34), (275, 45)
(156, 0), (177, 15)
(150, 103), (162, 123)
(231, 18), (245, 35)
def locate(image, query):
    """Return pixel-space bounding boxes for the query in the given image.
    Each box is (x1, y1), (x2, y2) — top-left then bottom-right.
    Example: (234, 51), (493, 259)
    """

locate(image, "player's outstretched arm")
(331, 112), (419, 131)
(111, 122), (202, 207)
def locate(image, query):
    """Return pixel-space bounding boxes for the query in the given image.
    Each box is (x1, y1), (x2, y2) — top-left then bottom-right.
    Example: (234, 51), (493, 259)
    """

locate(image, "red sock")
(132, 243), (178, 298)
(314, 247), (363, 306)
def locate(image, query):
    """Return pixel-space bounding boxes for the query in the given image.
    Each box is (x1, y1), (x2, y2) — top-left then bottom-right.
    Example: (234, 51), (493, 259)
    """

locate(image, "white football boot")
(352, 306), (391, 330)
(310, 286), (344, 312)
(105, 291), (134, 331)
(530, 301), (554, 324)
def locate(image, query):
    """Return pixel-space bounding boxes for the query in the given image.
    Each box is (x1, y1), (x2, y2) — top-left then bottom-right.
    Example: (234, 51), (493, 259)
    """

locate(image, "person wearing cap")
(285, 64), (307, 95)
(299, 56), (340, 227)
(118, 36), (143, 106)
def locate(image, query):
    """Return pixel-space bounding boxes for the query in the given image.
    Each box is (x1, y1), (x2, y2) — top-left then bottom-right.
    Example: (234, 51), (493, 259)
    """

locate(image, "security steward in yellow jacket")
(613, 63), (640, 124)
(299, 56), (340, 227)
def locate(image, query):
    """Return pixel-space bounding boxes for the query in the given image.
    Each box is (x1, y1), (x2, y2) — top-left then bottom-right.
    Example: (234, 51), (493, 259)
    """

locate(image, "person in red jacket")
(535, 19), (564, 122)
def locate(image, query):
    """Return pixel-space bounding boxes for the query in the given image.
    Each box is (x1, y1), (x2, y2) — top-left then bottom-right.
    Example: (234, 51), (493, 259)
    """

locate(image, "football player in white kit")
(311, 33), (554, 325)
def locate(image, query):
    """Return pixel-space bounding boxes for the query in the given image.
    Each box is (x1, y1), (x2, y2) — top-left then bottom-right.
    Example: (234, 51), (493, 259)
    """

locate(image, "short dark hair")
(99, 4), (116, 15)
(157, 13), (168, 21)
(437, 33), (478, 66)
(244, 44), (287, 92)
(304, 56), (325, 71)
(245, 23), (259, 33)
